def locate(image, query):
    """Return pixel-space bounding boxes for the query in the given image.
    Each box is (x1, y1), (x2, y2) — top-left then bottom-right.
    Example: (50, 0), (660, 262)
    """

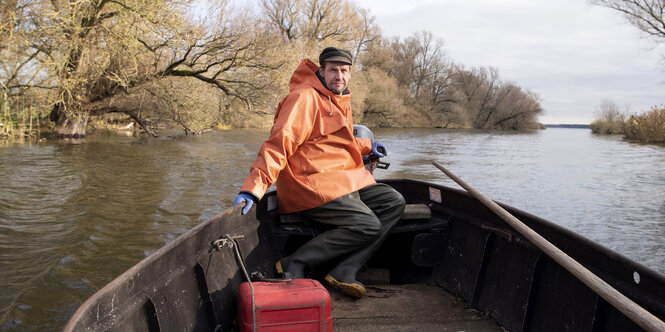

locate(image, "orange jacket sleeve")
(240, 90), (315, 200)
(355, 137), (373, 156)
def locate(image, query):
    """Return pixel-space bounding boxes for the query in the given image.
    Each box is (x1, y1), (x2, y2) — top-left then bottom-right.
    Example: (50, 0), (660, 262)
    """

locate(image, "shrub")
(622, 106), (665, 144)
(1, 90), (51, 140)
(590, 99), (624, 134)
(590, 119), (624, 134)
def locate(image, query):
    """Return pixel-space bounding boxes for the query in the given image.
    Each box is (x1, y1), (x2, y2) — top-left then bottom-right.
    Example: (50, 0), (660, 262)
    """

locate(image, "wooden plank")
(400, 204), (431, 220)
(331, 284), (503, 332)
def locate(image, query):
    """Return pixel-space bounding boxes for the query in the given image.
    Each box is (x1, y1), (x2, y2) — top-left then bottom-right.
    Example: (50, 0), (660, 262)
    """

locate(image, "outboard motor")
(353, 124), (390, 174)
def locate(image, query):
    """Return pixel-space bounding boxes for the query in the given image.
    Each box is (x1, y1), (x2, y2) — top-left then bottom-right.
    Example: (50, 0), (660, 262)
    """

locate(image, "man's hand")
(372, 142), (387, 158)
(233, 192), (258, 215)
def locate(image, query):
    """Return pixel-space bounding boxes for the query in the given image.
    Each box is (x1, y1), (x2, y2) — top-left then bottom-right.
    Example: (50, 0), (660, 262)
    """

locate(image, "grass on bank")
(1, 92), (50, 140)
(590, 119), (624, 135)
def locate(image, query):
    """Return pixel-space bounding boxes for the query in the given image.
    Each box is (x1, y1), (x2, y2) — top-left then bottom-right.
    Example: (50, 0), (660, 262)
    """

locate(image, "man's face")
(321, 61), (351, 94)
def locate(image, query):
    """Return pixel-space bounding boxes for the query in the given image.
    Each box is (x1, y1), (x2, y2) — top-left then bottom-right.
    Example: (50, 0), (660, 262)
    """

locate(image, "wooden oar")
(432, 161), (665, 332)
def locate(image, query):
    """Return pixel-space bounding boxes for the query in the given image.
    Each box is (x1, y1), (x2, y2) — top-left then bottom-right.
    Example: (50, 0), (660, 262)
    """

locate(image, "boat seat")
(271, 204), (448, 252)
(279, 203), (432, 224)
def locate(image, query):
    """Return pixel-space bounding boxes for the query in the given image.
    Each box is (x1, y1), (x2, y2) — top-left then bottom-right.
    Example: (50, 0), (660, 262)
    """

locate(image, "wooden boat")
(64, 179), (665, 331)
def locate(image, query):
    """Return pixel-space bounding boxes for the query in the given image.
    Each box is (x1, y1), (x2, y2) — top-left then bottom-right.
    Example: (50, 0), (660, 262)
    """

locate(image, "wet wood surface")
(331, 284), (504, 332)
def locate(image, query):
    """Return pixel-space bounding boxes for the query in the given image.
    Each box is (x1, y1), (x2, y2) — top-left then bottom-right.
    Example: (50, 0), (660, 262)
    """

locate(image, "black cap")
(319, 47), (353, 66)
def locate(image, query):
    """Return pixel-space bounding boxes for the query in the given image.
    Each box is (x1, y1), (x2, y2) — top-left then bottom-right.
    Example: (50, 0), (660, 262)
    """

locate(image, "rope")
(213, 235), (256, 332)
(328, 95), (333, 116)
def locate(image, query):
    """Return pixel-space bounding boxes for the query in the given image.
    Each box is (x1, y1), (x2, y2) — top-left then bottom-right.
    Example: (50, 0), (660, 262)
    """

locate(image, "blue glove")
(233, 192), (258, 215)
(372, 142), (387, 158)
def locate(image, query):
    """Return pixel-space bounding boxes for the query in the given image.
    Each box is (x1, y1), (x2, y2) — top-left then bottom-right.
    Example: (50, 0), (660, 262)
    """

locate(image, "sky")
(357, 0), (664, 124)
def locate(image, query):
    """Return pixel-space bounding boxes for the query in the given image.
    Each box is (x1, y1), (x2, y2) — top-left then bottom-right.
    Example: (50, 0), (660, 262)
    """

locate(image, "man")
(233, 47), (405, 298)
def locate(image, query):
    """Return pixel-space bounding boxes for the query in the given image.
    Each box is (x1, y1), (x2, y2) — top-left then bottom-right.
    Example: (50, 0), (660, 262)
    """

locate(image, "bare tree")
(590, 98), (625, 134)
(5, 0), (280, 138)
(3, 0), (545, 137)
(423, 62), (459, 127)
(356, 36), (396, 73)
(453, 66), (495, 127)
(260, 0), (359, 45)
(491, 85), (542, 129)
(453, 66), (542, 129)
(410, 32), (447, 99)
(386, 32), (453, 101)
(592, 0), (665, 66)
(591, 0), (665, 42)
(348, 8), (381, 61)
(360, 32), (542, 129)
(596, 98), (623, 120)
(352, 67), (409, 126)
(302, 0), (354, 42)
(1, 1), (55, 95)
(261, 0), (302, 41)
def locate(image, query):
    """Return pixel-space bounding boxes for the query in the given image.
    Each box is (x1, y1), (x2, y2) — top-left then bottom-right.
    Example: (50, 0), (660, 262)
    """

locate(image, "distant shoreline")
(544, 124), (590, 129)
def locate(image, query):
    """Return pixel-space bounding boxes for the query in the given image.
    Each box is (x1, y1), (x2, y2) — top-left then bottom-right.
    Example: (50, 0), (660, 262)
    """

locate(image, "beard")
(328, 80), (347, 94)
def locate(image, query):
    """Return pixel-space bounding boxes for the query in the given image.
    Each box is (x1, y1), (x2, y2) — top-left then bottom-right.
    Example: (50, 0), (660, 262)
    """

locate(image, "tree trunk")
(51, 106), (89, 138)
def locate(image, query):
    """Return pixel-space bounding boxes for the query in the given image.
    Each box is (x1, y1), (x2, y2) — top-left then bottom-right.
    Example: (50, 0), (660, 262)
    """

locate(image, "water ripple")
(1, 128), (664, 330)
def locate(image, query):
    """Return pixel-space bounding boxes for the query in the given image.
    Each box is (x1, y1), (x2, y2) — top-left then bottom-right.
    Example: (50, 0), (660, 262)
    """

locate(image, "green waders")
(278, 183), (405, 297)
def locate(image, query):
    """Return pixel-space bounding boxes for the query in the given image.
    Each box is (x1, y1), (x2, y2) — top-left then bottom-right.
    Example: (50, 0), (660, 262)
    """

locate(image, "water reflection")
(1, 127), (664, 330)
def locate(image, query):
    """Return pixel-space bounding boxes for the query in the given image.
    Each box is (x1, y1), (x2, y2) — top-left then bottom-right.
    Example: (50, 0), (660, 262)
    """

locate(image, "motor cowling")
(353, 124), (375, 141)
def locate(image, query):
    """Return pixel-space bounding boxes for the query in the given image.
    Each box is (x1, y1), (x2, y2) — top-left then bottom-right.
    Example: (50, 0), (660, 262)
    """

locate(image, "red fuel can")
(238, 279), (332, 332)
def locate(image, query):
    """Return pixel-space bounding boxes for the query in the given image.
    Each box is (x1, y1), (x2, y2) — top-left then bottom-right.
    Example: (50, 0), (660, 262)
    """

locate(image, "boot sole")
(324, 274), (366, 299)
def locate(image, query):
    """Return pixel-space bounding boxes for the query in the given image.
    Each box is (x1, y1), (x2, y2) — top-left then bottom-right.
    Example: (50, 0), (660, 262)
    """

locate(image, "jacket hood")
(289, 59), (348, 97)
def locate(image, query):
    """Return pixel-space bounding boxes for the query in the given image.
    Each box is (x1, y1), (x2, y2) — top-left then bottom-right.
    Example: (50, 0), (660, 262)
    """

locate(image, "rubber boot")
(325, 184), (406, 298)
(323, 230), (389, 298)
(275, 256), (306, 279)
(326, 215), (397, 284)
(324, 274), (366, 299)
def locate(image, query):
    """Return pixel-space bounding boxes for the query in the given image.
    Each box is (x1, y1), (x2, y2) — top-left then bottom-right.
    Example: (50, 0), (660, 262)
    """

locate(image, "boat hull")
(64, 179), (665, 331)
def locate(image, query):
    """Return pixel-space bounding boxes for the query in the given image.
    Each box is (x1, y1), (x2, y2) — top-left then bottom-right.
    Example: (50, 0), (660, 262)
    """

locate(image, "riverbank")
(1, 115), (549, 142)
(545, 124), (590, 129)
(591, 107), (665, 144)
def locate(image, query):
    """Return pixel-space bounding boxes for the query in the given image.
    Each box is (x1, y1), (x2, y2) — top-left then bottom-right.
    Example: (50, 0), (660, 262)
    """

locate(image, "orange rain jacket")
(240, 59), (375, 213)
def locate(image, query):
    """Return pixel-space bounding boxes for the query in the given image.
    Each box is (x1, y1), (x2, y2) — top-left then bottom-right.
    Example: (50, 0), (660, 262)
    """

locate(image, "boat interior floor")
(329, 283), (504, 332)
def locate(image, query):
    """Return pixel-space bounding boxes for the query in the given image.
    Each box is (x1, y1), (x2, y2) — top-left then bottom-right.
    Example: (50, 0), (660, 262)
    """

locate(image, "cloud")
(361, 0), (664, 124)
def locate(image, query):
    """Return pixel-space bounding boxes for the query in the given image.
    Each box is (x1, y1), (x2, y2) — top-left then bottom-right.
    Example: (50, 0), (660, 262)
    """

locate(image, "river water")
(1, 127), (664, 330)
